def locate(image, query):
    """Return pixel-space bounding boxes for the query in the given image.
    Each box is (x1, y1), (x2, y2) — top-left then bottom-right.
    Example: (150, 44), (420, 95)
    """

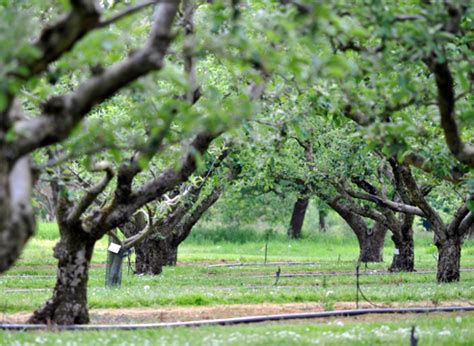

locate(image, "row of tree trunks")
(289, 197), (410, 267)
(393, 161), (471, 282)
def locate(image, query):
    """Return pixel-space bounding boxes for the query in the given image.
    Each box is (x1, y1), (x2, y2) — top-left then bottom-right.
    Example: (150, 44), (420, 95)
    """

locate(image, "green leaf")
(0, 93), (7, 112)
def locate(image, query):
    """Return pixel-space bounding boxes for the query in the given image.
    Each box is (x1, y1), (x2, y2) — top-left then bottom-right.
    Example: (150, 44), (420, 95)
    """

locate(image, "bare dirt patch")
(3, 300), (471, 324)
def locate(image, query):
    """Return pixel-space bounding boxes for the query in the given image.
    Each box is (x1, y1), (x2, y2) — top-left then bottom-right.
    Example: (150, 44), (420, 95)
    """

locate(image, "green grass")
(13, 222), (474, 268)
(1, 222), (473, 344)
(0, 313), (473, 345)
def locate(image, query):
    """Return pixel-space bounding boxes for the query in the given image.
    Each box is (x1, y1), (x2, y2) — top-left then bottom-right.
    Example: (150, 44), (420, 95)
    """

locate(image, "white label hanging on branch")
(394, 248), (400, 255)
(108, 243), (121, 254)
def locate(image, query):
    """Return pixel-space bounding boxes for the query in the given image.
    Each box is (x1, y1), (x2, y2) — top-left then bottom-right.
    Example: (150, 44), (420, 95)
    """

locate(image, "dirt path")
(3, 301), (472, 324)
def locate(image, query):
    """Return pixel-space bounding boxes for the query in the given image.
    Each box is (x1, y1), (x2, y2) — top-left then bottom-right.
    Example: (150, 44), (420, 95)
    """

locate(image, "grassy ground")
(0, 313), (473, 345)
(0, 222), (473, 345)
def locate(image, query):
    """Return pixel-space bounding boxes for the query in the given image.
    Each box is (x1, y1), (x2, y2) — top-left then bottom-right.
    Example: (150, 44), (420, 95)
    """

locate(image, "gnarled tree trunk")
(358, 222), (387, 263)
(134, 181), (226, 275)
(329, 199), (386, 263)
(393, 162), (470, 282)
(135, 237), (177, 275)
(436, 237), (462, 282)
(288, 197), (309, 239)
(389, 237), (414, 272)
(122, 211), (179, 275)
(389, 214), (415, 272)
(29, 223), (94, 324)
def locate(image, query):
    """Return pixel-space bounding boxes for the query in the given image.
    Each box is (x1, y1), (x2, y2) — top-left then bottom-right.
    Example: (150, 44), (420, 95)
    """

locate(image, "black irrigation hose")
(4, 288), (50, 293)
(1, 306), (473, 331)
(249, 268), (474, 279)
(207, 261), (353, 268)
(0, 275), (55, 279)
(3, 269), (474, 281)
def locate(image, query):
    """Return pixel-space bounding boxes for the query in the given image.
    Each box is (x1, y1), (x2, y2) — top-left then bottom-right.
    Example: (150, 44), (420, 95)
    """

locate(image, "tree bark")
(121, 210), (178, 275)
(288, 197), (309, 239)
(394, 162), (468, 282)
(389, 214), (415, 272)
(0, 155), (35, 274)
(319, 208), (327, 232)
(29, 223), (94, 324)
(389, 237), (414, 272)
(134, 180), (226, 274)
(135, 237), (176, 275)
(437, 237), (461, 283)
(358, 222), (387, 262)
(164, 244), (178, 265)
(328, 199), (386, 263)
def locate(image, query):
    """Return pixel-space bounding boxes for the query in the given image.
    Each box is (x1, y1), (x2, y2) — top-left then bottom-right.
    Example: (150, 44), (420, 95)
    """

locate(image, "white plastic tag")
(394, 248), (400, 255)
(108, 243), (121, 254)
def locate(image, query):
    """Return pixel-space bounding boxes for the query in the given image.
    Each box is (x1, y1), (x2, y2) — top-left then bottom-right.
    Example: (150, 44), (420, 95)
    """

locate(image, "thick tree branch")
(174, 161), (241, 245)
(0, 156), (35, 273)
(83, 129), (219, 237)
(326, 197), (369, 238)
(447, 202), (469, 235)
(342, 104), (371, 126)
(13, 1), (101, 81)
(10, 1), (180, 163)
(428, 59), (474, 167)
(344, 185), (425, 217)
(173, 186), (223, 245)
(344, 200), (387, 224)
(115, 116), (174, 204)
(458, 212), (474, 238)
(122, 208), (153, 249)
(351, 176), (379, 196)
(13, 0), (161, 81)
(395, 162), (447, 243)
(97, 0), (159, 28)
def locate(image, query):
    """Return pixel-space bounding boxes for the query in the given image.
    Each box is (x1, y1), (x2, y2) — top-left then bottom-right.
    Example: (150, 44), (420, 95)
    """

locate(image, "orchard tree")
(0, 0), (180, 274)
(268, 1), (472, 280)
(120, 148), (241, 275)
(27, 0), (282, 324)
(316, 1), (473, 281)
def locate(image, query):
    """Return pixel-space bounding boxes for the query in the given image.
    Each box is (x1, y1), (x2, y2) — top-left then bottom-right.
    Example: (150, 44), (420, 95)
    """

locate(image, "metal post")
(264, 241), (268, 265)
(356, 263), (360, 309)
(105, 236), (126, 287)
